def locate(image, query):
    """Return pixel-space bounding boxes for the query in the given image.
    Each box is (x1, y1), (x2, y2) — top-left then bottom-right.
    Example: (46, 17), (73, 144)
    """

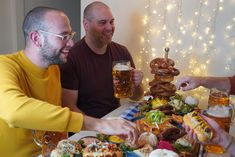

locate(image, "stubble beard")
(40, 40), (64, 66)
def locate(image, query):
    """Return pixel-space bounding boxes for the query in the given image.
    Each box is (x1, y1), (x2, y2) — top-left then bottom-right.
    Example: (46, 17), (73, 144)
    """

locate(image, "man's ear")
(83, 18), (89, 32)
(29, 31), (42, 47)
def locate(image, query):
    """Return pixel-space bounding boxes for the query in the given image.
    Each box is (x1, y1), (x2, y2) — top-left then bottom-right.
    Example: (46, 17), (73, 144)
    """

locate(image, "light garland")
(135, 0), (235, 102)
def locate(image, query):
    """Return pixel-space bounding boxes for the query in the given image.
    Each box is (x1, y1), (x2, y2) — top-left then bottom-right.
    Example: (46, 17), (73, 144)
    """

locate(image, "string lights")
(134, 0), (235, 104)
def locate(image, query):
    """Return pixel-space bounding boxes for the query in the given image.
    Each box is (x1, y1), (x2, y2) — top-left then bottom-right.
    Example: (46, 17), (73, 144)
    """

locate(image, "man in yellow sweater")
(0, 6), (138, 157)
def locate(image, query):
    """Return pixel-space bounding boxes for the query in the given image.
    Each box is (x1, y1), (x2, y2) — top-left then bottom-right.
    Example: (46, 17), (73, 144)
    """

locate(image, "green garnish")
(119, 143), (135, 152)
(145, 110), (167, 124)
(96, 133), (109, 142)
(62, 153), (70, 157)
(173, 143), (192, 152)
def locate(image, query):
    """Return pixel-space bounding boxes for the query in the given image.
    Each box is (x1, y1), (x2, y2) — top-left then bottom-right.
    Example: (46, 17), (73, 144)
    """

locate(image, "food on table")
(158, 127), (186, 141)
(149, 58), (179, 76)
(183, 111), (213, 143)
(145, 110), (168, 125)
(151, 97), (168, 109)
(138, 98), (154, 114)
(173, 136), (193, 153)
(95, 133), (137, 154)
(139, 93), (199, 115)
(169, 94), (198, 115)
(96, 133), (110, 142)
(108, 135), (124, 144)
(184, 96), (199, 106)
(133, 144), (153, 157)
(149, 149), (180, 157)
(50, 139), (82, 157)
(170, 114), (183, 124)
(136, 110), (185, 137)
(150, 82), (177, 97)
(83, 141), (122, 157)
(149, 48), (180, 98)
(173, 135), (201, 157)
(157, 140), (175, 151)
(137, 132), (158, 147)
(157, 104), (174, 115)
(79, 136), (100, 147)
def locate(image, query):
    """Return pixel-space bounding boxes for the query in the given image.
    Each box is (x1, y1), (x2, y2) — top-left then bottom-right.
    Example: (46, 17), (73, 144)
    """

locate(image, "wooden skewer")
(164, 47), (169, 60)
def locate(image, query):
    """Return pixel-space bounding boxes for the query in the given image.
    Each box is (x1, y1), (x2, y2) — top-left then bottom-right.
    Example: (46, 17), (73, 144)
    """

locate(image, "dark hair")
(22, 6), (62, 41)
(83, 1), (109, 21)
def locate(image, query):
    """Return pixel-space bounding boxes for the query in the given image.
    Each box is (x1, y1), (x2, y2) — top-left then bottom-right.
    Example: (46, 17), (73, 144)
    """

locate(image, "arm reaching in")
(184, 115), (235, 156)
(176, 76), (231, 92)
(82, 116), (139, 146)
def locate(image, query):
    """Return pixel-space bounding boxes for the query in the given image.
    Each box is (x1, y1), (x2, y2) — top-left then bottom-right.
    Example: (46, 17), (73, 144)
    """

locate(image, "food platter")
(130, 94), (202, 157)
(48, 92), (206, 157)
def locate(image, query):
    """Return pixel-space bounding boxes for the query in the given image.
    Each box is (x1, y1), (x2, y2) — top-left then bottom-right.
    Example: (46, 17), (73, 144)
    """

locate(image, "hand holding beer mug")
(203, 88), (234, 154)
(112, 60), (133, 98)
(32, 130), (67, 157)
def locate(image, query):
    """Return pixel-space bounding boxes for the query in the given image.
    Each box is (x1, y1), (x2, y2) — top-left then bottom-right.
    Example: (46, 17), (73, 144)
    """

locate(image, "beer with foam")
(204, 88), (233, 154)
(112, 60), (132, 98)
(208, 88), (229, 107)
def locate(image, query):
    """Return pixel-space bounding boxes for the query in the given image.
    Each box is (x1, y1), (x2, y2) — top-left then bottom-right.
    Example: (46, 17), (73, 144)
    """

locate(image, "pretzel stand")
(149, 47), (180, 99)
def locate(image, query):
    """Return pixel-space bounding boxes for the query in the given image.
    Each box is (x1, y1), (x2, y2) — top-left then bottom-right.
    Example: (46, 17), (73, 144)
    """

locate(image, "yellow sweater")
(0, 50), (83, 157)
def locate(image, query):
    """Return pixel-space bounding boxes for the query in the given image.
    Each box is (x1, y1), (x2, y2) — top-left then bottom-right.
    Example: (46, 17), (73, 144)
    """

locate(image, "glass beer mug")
(112, 60), (133, 98)
(203, 88), (234, 154)
(32, 130), (67, 157)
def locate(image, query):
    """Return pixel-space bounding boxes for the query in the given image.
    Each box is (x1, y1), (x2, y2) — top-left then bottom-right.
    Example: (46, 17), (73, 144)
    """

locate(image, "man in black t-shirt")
(60, 1), (144, 118)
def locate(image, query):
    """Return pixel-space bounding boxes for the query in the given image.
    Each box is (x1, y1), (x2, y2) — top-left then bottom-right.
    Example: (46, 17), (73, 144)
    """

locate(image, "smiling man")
(60, 1), (144, 118)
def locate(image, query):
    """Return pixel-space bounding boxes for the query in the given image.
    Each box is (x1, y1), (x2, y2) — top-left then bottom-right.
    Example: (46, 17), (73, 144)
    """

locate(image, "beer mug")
(203, 88), (234, 154)
(112, 60), (133, 98)
(32, 130), (67, 157)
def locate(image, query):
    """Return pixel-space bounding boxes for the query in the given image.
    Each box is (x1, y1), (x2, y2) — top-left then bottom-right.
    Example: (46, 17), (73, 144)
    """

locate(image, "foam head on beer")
(207, 105), (231, 118)
(113, 63), (130, 71)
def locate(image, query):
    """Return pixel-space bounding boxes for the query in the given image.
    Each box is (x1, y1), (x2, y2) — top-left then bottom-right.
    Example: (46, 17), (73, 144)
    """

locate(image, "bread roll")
(183, 111), (213, 143)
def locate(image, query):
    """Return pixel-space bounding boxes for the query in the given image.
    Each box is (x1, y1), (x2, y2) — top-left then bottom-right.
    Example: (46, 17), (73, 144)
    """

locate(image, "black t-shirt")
(60, 38), (135, 118)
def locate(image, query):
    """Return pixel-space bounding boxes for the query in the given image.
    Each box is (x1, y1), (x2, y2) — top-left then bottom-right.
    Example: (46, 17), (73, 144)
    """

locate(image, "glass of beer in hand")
(204, 88), (234, 154)
(112, 60), (133, 98)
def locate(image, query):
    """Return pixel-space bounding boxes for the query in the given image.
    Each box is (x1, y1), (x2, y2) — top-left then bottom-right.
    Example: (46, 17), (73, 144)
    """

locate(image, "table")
(69, 99), (233, 157)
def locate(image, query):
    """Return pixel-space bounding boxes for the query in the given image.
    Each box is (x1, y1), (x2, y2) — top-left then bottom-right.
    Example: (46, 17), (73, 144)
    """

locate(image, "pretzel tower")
(149, 48), (180, 98)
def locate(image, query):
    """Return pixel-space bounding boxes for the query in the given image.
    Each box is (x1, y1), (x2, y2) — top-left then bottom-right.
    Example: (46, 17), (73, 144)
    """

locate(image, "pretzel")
(151, 67), (180, 76)
(150, 58), (175, 69)
(150, 83), (176, 93)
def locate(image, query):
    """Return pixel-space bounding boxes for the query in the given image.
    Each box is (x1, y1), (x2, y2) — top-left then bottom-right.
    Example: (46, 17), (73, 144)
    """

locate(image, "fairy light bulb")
(166, 4), (173, 11)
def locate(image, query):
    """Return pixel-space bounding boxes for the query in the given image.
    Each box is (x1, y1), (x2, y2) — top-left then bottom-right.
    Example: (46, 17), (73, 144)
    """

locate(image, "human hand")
(131, 69), (143, 87)
(99, 118), (139, 146)
(176, 76), (201, 91)
(184, 114), (226, 145)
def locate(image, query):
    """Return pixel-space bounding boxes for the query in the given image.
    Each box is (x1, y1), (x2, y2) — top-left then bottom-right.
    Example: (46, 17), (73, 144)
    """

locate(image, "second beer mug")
(32, 130), (68, 157)
(112, 60), (133, 98)
(203, 88), (234, 154)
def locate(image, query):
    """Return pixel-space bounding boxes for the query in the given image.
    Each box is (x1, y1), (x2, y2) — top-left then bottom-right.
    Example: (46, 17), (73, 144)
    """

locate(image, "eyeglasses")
(38, 30), (76, 42)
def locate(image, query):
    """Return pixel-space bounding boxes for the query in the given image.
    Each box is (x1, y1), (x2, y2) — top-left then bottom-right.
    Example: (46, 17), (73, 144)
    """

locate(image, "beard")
(90, 29), (114, 47)
(40, 39), (65, 65)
